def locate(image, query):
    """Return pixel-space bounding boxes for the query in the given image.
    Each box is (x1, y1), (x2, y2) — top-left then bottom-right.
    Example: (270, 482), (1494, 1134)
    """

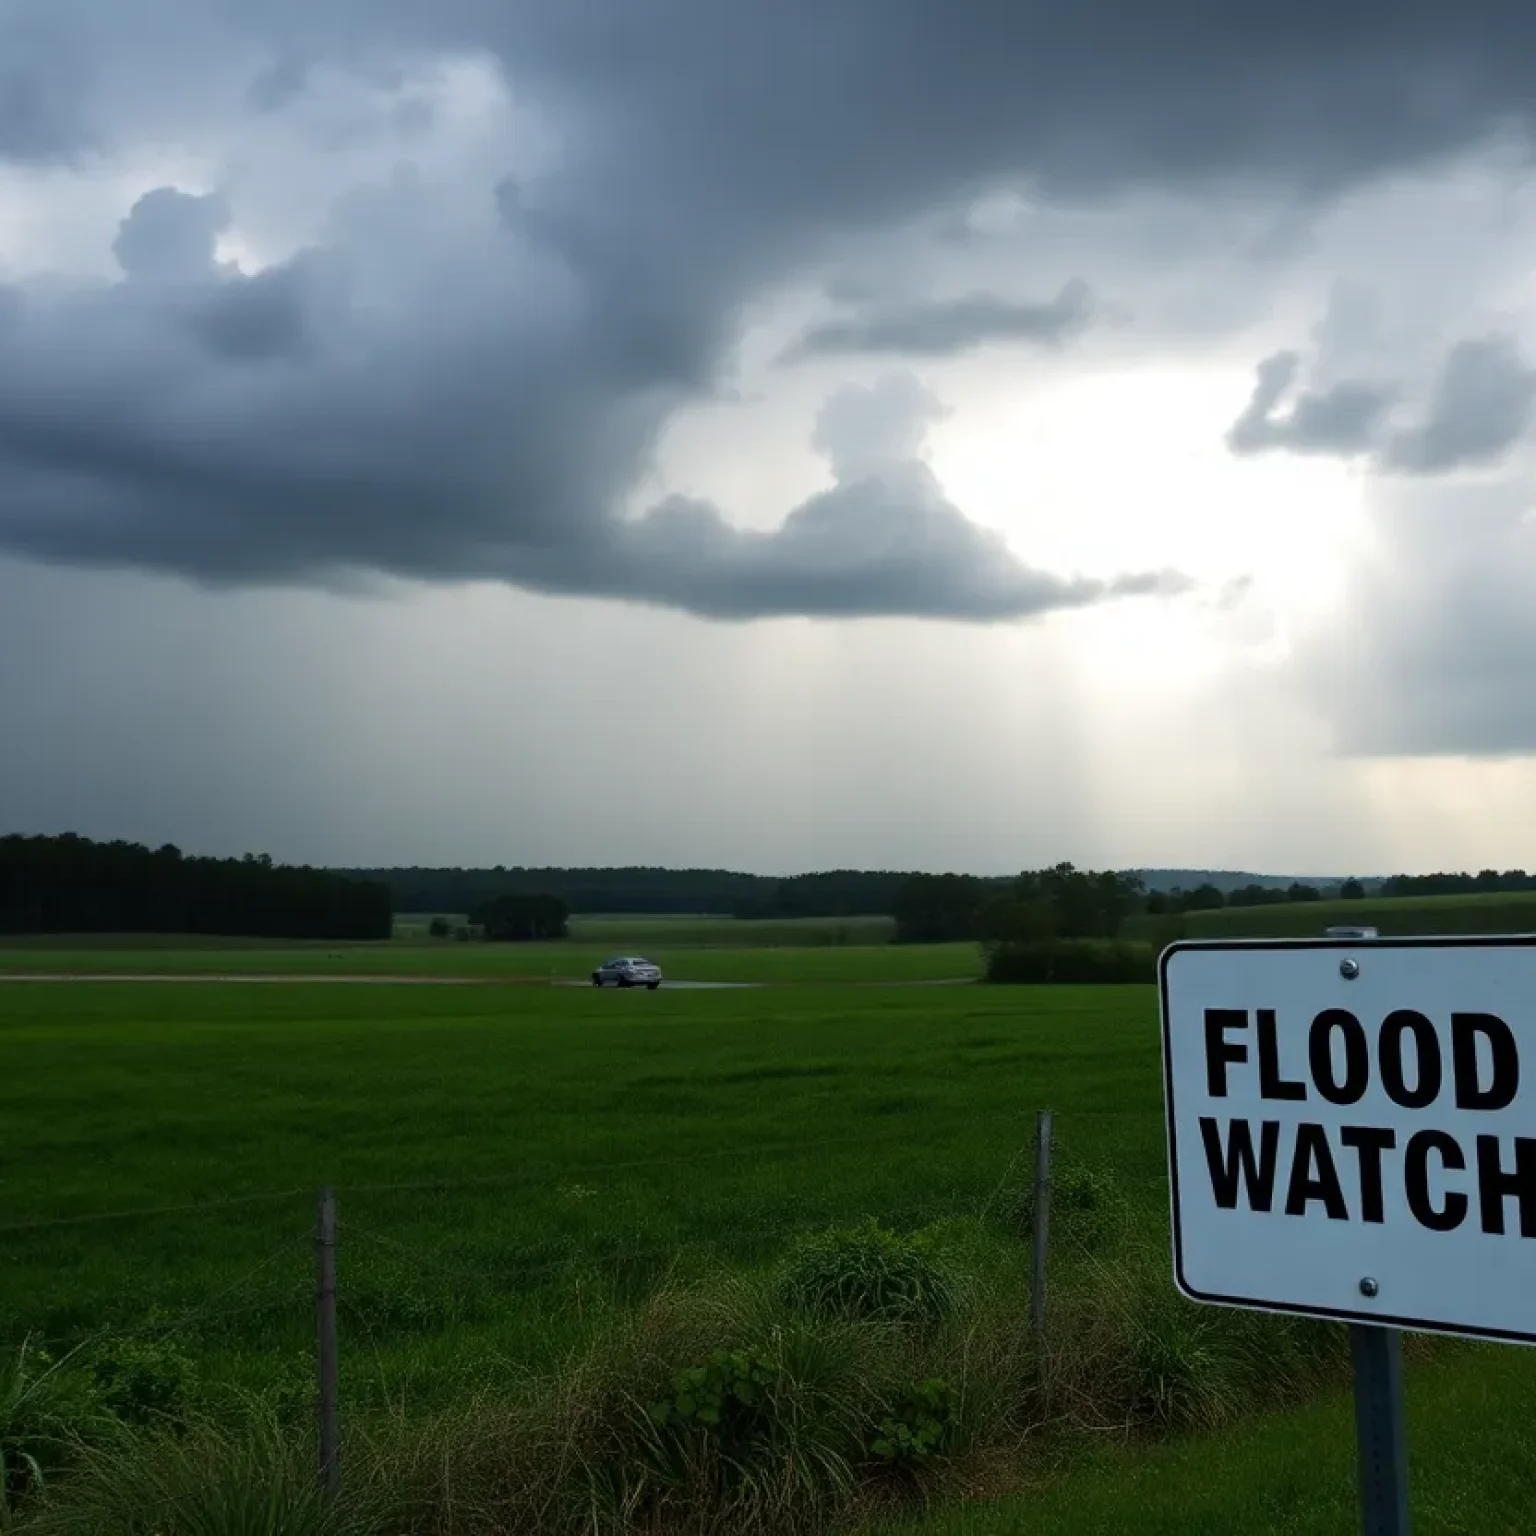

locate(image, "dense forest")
(352, 865), (936, 918)
(0, 834), (392, 940)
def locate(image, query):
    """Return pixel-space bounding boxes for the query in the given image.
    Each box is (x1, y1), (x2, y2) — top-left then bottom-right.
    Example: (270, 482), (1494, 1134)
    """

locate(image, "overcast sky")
(5, 1), (1536, 875)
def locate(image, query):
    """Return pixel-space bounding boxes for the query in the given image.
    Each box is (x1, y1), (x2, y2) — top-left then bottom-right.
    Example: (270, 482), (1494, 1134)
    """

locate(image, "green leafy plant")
(648, 1348), (778, 1439)
(869, 1377), (958, 1464)
(779, 1219), (956, 1327)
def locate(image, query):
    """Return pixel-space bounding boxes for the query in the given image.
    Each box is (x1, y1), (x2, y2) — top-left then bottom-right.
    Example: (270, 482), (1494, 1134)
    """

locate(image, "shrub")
(984, 938), (1156, 985)
(427, 916), (451, 939)
(779, 1221), (957, 1327)
(88, 1338), (197, 1428)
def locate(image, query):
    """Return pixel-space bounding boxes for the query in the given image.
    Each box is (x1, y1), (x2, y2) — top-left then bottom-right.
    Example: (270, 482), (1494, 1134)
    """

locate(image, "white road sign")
(1160, 937), (1536, 1344)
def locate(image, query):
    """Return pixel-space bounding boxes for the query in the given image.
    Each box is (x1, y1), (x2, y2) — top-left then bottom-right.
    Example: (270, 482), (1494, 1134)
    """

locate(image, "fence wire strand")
(0, 1123), (997, 1237)
(16, 1230), (309, 1356)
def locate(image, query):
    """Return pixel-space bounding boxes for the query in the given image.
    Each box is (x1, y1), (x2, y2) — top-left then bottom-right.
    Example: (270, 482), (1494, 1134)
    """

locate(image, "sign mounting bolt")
(1359, 1276), (1379, 1298)
(1340, 958), (1361, 980)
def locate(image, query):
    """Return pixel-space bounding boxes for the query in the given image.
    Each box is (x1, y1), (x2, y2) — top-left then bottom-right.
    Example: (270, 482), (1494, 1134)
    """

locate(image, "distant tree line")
(334, 861), (1536, 934)
(0, 834), (392, 940)
(893, 864), (1145, 946)
(1377, 870), (1536, 897)
(468, 893), (569, 942)
(347, 866), (768, 917)
(349, 865), (979, 920)
(732, 871), (947, 919)
(1145, 880), (1332, 914)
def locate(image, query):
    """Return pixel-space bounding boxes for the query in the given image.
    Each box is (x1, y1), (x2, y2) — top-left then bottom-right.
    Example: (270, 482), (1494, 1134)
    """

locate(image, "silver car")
(591, 955), (663, 989)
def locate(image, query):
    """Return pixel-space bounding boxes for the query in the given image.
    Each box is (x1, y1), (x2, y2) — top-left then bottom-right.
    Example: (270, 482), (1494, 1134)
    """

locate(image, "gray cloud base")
(0, 244), (1176, 619)
(784, 281), (1096, 361)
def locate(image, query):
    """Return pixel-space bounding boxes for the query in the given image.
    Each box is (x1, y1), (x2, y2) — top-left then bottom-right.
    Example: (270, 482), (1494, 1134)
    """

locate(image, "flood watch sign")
(1159, 937), (1536, 1344)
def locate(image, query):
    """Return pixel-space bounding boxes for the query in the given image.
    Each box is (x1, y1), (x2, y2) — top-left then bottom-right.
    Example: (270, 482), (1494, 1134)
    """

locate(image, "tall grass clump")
(1034, 1231), (1354, 1440)
(1, 1340), (105, 1525)
(387, 1276), (874, 1534)
(384, 1238), (1027, 1536)
(14, 1410), (394, 1536)
(779, 1220), (960, 1328)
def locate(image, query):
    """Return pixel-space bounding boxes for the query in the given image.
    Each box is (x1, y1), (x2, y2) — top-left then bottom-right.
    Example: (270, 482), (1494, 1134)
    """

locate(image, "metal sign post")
(1351, 1321), (1410, 1535)
(1336, 926), (1411, 1535)
(1157, 931), (1536, 1536)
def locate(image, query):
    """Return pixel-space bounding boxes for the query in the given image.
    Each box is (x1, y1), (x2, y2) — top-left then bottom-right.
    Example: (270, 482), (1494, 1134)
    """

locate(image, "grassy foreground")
(879, 1341), (1536, 1535)
(4, 960), (1536, 1531)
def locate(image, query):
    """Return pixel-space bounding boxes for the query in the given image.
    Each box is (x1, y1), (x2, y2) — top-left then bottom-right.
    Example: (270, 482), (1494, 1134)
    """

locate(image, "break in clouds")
(5, 0), (1536, 621)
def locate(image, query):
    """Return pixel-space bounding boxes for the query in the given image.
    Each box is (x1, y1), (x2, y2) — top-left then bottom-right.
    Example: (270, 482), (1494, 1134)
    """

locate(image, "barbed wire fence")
(1, 1115), (1064, 1503)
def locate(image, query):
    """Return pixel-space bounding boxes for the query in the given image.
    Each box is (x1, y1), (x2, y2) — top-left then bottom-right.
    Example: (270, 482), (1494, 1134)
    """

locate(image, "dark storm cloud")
(111, 188), (230, 283)
(1381, 335), (1536, 475)
(1226, 351), (1396, 459)
(0, 15), (92, 160)
(784, 280), (1095, 361)
(1228, 334), (1536, 474)
(4, 0), (1536, 617)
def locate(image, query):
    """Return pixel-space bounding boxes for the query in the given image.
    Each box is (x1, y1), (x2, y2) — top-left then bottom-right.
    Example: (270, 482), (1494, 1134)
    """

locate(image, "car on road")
(592, 956), (663, 989)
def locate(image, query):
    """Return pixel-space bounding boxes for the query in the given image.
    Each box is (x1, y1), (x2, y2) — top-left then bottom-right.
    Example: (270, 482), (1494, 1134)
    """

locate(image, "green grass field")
(4, 939), (1536, 1531)
(0, 939), (976, 983)
(0, 981), (1151, 1357)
